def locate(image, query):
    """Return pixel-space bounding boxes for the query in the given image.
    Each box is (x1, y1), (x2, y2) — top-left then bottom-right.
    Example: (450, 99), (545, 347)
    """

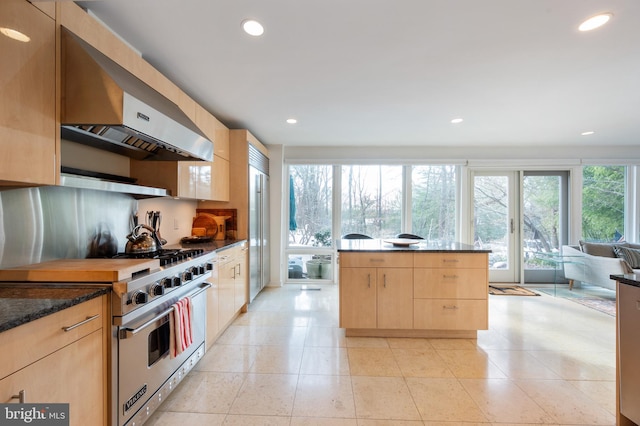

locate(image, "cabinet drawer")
(414, 268), (487, 299)
(414, 299), (487, 330)
(340, 253), (413, 268)
(0, 296), (104, 380)
(414, 253), (488, 269)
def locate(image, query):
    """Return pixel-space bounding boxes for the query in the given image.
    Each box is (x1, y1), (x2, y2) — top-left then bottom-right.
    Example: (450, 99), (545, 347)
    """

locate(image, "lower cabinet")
(339, 253), (413, 330)
(211, 242), (248, 339)
(0, 295), (107, 426)
(339, 251), (488, 337)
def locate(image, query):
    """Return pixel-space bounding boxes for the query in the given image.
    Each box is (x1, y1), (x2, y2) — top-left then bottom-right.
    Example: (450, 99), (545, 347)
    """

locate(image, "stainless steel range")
(110, 248), (215, 426)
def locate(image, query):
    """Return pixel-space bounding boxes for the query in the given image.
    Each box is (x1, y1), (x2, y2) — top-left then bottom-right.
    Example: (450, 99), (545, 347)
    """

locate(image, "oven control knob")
(132, 291), (148, 305)
(198, 265), (206, 275)
(183, 271), (193, 281)
(172, 276), (182, 287)
(161, 277), (173, 289)
(150, 283), (165, 297)
(190, 266), (201, 276)
(205, 262), (214, 271)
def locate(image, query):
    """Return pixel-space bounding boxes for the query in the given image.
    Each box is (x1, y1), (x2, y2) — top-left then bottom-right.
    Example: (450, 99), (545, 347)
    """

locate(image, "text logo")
(0, 404), (69, 425)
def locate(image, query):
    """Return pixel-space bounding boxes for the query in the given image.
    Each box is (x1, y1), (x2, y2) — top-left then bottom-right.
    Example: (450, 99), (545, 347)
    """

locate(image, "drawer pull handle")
(443, 275), (459, 279)
(11, 390), (26, 403)
(442, 259), (459, 263)
(367, 274), (371, 288)
(62, 314), (100, 332)
(442, 305), (459, 310)
(369, 258), (384, 262)
(384, 274), (387, 288)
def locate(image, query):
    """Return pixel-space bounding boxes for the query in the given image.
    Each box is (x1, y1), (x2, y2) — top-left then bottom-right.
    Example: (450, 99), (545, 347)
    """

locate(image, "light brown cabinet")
(413, 253), (488, 332)
(206, 257), (220, 349)
(0, 0), (57, 187)
(339, 251), (488, 338)
(339, 253), (413, 331)
(0, 295), (107, 426)
(217, 242), (248, 330)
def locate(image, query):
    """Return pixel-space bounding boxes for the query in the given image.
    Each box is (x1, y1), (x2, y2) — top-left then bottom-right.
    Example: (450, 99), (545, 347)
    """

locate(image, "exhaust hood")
(60, 28), (214, 163)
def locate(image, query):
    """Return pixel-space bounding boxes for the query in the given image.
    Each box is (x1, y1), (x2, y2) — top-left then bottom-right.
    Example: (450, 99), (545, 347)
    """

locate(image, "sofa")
(561, 241), (640, 291)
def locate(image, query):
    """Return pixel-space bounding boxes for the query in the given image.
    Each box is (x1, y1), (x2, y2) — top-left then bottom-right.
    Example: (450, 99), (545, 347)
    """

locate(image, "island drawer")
(340, 252), (413, 268)
(414, 253), (488, 269)
(414, 299), (488, 330)
(414, 268), (487, 299)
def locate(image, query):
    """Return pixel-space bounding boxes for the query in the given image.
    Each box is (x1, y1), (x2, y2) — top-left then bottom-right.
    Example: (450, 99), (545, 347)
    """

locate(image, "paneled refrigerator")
(248, 144), (270, 302)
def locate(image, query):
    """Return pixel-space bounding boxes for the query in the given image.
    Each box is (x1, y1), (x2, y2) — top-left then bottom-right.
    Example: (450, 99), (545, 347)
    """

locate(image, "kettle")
(125, 224), (158, 254)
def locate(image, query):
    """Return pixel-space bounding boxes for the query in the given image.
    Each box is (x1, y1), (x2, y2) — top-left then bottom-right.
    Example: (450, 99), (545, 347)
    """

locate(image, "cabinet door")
(234, 246), (248, 312)
(0, 0), (56, 185)
(0, 329), (104, 426)
(377, 268), (413, 329)
(211, 155), (230, 201)
(206, 261), (220, 348)
(218, 259), (235, 328)
(339, 267), (377, 329)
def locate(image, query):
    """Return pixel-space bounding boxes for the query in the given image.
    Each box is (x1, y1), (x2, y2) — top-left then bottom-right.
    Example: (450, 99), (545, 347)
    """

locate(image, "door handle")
(510, 218), (515, 234)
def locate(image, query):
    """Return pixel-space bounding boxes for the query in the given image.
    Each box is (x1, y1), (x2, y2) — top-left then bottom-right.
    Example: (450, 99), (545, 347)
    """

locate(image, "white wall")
(137, 197), (198, 245)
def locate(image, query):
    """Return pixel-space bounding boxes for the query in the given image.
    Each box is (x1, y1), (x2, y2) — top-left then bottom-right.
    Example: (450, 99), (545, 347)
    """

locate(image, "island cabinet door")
(340, 267), (377, 329)
(377, 268), (413, 329)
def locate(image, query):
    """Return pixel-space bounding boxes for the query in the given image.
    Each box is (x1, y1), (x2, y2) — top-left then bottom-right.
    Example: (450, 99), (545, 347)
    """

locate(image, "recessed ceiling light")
(578, 13), (613, 31)
(581, 131), (595, 136)
(286, 118), (297, 124)
(451, 118), (463, 124)
(242, 19), (264, 36)
(0, 27), (30, 42)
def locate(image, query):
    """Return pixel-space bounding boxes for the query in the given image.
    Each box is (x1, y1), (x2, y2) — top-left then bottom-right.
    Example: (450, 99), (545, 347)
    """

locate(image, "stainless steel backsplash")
(0, 186), (136, 268)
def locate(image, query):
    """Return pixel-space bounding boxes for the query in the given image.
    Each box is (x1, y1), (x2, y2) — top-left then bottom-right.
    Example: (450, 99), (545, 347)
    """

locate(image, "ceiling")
(75, 0), (640, 148)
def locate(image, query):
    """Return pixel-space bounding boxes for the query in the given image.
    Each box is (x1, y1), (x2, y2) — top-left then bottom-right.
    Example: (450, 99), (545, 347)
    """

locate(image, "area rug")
(568, 297), (616, 316)
(489, 285), (540, 296)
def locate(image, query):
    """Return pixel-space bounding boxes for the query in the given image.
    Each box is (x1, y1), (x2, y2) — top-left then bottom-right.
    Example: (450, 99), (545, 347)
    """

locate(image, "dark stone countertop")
(336, 239), (491, 253)
(0, 286), (109, 333)
(610, 274), (640, 288)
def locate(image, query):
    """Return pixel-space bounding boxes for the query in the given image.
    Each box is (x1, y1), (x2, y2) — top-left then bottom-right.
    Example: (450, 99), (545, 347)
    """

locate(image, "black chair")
(396, 233), (424, 239)
(342, 233), (373, 240)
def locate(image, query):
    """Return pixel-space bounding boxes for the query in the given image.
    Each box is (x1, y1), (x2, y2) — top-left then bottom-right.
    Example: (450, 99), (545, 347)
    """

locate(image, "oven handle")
(120, 282), (212, 339)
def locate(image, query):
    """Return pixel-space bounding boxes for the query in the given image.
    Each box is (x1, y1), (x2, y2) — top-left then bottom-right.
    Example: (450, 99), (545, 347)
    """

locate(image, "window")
(411, 165), (456, 240)
(285, 163), (459, 282)
(287, 165), (333, 281)
(340, 165), (403, 238)
(582, 165), (626, 242)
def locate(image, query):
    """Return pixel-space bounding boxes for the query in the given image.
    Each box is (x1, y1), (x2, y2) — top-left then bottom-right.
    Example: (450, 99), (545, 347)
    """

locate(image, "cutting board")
(0, 258), (160, 282)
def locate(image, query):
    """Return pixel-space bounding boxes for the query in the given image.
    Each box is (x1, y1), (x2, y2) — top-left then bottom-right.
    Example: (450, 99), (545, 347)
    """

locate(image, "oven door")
(117, 282), (209, 426)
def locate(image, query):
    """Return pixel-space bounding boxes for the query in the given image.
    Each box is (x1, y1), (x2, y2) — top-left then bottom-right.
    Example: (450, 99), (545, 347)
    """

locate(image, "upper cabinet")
(0, 0), (57, 186)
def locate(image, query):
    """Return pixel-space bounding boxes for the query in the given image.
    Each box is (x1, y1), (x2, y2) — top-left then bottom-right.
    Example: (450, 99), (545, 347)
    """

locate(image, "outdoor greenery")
(289, 164), (626, 252)
(582, 165), (625, 242)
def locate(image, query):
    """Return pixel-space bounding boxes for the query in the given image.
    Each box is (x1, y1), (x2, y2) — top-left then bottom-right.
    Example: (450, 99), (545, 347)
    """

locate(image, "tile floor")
(147, 284), (617, 425)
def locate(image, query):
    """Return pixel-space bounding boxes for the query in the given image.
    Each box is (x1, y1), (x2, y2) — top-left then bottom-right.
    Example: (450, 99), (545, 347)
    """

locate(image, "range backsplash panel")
(0, 186), (136, 268)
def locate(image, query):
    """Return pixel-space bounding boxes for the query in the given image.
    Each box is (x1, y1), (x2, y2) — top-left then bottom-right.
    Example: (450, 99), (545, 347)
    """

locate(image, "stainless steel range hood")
(60, 28), (213, 163)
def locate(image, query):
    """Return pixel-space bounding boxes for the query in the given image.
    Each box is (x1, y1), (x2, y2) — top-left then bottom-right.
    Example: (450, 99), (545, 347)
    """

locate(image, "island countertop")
(336, 239), (490, 253)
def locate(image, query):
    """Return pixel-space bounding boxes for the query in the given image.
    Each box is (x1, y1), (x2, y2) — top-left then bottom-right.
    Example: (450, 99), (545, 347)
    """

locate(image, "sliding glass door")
(472, 170), (569, 283)
(473, 172), (518, 282)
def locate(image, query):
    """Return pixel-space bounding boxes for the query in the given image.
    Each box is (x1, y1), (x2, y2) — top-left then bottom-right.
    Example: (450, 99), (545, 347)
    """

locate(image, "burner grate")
(114, 248), (205, 266)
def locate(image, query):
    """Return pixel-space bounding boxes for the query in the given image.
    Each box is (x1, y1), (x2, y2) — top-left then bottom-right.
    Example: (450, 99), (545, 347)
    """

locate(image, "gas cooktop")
(113, 248), (205, 267)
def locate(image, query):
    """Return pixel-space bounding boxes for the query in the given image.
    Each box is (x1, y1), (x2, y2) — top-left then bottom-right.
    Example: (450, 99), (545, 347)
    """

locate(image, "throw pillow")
(579, 240), (628, 258)
(613, 245), (640, 269)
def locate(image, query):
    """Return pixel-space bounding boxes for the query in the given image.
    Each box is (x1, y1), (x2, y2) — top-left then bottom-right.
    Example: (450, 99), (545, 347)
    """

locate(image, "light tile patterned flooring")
(147, 284), (616, 425)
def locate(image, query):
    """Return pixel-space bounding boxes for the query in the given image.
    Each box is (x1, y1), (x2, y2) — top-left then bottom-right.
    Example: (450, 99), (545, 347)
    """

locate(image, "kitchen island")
(337, 239), (490, 338)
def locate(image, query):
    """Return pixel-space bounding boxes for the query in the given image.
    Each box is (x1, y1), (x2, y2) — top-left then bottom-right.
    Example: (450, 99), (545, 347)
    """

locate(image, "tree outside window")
(582, 165), (625, 242)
